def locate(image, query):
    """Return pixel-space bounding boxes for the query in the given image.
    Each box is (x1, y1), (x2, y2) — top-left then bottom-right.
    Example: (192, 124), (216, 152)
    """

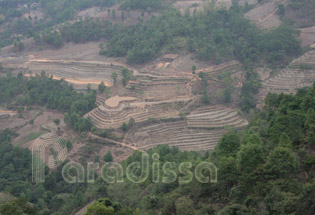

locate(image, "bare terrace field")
(257, 48), (315, 106)
(245, 1), (281, 29)
(125, 120), (227, 151)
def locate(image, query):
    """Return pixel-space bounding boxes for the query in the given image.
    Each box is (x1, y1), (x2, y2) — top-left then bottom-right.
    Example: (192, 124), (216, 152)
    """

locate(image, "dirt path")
(88, 132), (144, 152)
(259, 8), (278, 23)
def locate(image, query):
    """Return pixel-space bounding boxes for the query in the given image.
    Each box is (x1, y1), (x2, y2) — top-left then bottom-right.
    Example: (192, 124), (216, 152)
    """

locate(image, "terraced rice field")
(86, 103), (181, 129)
(0, 117), (26, 130)
(257, 49), (315, 105)
(24, 59), (123, 89)
(186, 106), (248, 128)
(290, 49), (315, 69)
(125, 120), (226, 151)
(127, 79), (191, 101)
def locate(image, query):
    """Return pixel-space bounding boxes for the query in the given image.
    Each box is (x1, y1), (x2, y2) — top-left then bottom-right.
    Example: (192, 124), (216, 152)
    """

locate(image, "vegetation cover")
(0, 72), (95, 132)
(0, 82), (314, 214)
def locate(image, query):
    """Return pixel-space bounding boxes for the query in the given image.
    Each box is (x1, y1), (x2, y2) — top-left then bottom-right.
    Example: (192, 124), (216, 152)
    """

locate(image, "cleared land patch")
(257, 49), (315, 106)
(105, 96), (138, 108)
(186, 105), (248, 128)
(245, 2), (281, 29)
(125, 120), (226, 151)
(299, 26), (315, 46)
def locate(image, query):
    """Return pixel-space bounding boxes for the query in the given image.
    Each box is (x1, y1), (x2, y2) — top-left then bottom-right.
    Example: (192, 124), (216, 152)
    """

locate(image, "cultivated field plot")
(24, 59), (123, 89)
(125, 120), (226, 151)
(299, 26), (315, 46)
(245, 1), (281, 28)
(86, 102), (182, 129)
(257, 49), (315, 105)
(0, 109), (40, 130)
(0, 112), (25, 130)
(173, 0), (205, 14)
(290, 49), (315, 68)
(186, 106), (248, 128)
(127, 78), (191, 101)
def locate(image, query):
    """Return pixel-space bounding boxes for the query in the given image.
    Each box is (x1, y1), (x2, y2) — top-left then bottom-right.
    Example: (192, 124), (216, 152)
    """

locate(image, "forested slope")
(0, 82), (314, 215)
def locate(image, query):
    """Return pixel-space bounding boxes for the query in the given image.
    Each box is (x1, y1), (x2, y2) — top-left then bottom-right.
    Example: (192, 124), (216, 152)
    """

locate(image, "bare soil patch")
(299, 26), (315, 46)
(245, 2), (281, 29)
(105, 95), (138, 107)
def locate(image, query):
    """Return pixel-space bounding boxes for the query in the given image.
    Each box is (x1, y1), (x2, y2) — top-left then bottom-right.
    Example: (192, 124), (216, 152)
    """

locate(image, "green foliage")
(111, 72), (118, 84)
(53, 118), (60, 126)
(217, 131), (240, 157)
(84, 201), (114, 215)
(66, 140), (72, 150)
(121, 0), (165, 11)
(14, 41), (24, 51)
(202, 88), (210, 104)
(288, 0), (315, 27)
(122, 122), (128, 131)
(175, 196), (194, 215)
(128, 118), (135, 127)
(98, 81), (106, 93)
(103, 150), (113, 162)
(191, 65), (196, 73)
(0, 198), (36, 215)
(105, 8), (301, 65)
(264, 147), (299, 178)
(121, 68), (132, 86)
(218, 204), (250, 215)
(0, 73), (95, 132)
(240, 69), (260, 112)
(237, 143), (264, 174)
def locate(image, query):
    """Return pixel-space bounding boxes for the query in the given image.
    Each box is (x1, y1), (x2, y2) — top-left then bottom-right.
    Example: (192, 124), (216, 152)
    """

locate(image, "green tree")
(217, 131), (241, 157)
(237, 144), (264, 174)
(202, 89), (210, 104)
(112, 9), (116, 19)
(103, 150), (113, 162)
(111, 72), (118, 84)
(192, 65), (196, 74)
(84, 202), (114, 215)
(175, 196), (194, 215)
(53, 118), (60, 126)
(122, 122), (128, 131)
(98, 81), (106, 93)
(128, 117), (135, 127)
(121, 11), (125, 22)
(65, 140), (72, 150)
(0, 198), (36, 215)
(278, 132), (293, 149)
(264, 147), (299, 177)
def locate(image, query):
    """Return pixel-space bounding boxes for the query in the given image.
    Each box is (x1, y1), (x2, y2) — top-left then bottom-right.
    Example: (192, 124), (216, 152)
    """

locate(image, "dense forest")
(0, 0), (121, 48)
(0, 83), (314, 214)
(37, 5), (301, 66)
(0, 72), (95, 132)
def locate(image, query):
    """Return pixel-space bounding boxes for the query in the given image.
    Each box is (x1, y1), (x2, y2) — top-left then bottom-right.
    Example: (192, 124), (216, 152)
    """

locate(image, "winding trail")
(88, 132), (144, 152)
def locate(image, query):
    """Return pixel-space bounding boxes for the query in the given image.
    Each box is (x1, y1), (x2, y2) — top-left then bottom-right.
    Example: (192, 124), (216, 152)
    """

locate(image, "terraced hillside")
(127, 78), (191, 101)
(245, 1), (281, 29)
(24, 59), (123, 89)
(86, 102), (182, 129)
(186, 106), (248, 128)
(257, 48), (315, 105)
(125, 120), (226, 151)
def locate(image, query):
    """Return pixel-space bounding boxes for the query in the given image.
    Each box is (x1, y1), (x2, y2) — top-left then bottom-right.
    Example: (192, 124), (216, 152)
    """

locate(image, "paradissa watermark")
(32, 133), (217, 184)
